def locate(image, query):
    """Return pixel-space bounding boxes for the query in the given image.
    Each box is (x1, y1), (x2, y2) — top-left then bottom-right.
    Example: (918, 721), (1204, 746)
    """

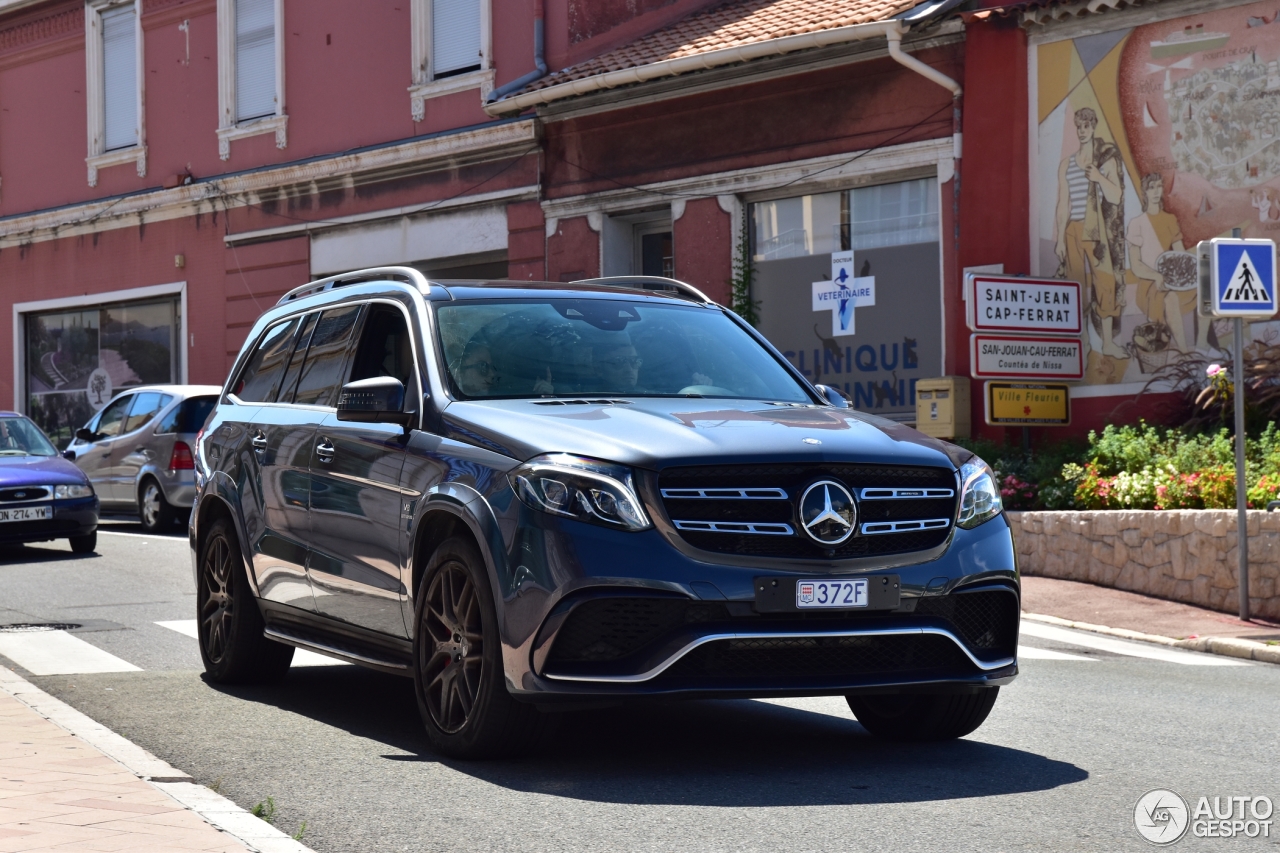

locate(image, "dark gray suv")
(191, 267), (1018, 758)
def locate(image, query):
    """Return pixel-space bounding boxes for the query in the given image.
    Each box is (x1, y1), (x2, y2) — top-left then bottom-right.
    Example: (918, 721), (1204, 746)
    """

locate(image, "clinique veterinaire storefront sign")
(985, 382), (1071, 425)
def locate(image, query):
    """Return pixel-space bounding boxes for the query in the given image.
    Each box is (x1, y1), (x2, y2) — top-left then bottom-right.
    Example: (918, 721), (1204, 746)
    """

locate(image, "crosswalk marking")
(155, 620), (349, 667)
(0, 631), (140, 675)
(1019, 621), (1249, 666)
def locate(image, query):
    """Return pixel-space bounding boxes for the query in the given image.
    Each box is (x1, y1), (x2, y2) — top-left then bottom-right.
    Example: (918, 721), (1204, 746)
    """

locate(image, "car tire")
(846, 688), (1000, 742)
(68, 533), (97, 554)
(413, 536), (543, 759)
(139, 479), (176, 533)
(197, 516), (294, 683)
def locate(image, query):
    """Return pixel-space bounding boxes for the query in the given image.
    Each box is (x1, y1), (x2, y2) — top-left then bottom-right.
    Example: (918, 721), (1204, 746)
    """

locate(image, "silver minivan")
(66, 385), (220, 532)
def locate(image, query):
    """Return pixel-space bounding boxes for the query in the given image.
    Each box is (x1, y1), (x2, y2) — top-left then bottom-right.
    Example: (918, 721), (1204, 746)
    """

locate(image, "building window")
(409, 0), (492, 121)
(84, 0), (146, 187)
(23, 297), (182, 448)
(750, 177), (941, 421)
(216, 0), (286, 160)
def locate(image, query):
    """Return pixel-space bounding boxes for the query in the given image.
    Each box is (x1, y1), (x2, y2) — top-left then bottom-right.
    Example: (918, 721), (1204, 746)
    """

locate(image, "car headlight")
(55, 484), (94, 499)
(956, 458), (1002, 529)
(510, 454), (651, 531)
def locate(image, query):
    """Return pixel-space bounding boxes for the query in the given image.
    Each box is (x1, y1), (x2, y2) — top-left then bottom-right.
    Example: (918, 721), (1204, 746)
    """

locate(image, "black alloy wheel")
(846, 687), (1000, 741)
(413, 536), (543, 759)
(197, 516), (293, 683)
(421, 562), (484, 733)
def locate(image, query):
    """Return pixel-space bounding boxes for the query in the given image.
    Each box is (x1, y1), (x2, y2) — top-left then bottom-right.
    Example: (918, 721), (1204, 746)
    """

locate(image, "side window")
(157, 396), (218, 434)
(123, 392), (171, 433)
(233, 318), (300, 403)
(276, 312), (318, 404)
(349, 305), (415, 388)
(95, 395), (134, 438)
(293, 305), (362, 407)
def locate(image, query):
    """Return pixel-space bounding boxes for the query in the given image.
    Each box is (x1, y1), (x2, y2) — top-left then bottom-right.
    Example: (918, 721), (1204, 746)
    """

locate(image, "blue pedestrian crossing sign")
(1205, 238), (1277, 317)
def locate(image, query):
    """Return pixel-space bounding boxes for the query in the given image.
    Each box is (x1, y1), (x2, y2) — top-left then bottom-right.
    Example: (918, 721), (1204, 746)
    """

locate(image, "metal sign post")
(1198, 231), (1277, 621)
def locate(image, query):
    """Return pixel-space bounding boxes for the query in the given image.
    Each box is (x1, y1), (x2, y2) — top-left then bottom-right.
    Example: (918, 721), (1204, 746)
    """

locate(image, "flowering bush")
(962, 421), (1280, 510)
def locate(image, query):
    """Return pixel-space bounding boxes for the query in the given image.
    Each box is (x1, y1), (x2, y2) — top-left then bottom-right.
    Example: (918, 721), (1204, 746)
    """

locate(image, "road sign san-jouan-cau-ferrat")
(966, 274), (1082, 335)
(1199, 238), (1277, 318)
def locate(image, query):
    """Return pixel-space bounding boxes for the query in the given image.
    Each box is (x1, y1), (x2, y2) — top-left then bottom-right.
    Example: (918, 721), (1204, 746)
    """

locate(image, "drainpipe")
(486, 0), (547, 104)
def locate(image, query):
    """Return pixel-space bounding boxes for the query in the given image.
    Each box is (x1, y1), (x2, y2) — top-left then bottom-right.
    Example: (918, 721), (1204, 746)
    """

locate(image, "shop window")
(750, 177), (941, 421)
(216, 0), (287, 159)
(24, 296), (181, 447)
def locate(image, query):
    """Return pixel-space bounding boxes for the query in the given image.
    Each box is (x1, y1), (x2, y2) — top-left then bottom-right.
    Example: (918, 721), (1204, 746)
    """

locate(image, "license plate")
(797, 578), (867, 609)
(0, 505), (51, 523)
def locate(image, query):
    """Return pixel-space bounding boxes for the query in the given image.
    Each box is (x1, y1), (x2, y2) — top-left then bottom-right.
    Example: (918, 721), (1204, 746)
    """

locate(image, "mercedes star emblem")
(798, 480), (856, 545)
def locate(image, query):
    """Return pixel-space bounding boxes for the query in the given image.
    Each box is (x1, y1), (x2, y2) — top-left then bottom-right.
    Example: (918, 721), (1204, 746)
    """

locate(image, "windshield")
(0, 417), (57, 457)
(437, 299), (811, 402)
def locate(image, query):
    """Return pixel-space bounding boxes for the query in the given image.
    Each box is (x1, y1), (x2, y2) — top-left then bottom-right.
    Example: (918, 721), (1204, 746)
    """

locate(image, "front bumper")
(0, 497), (98, 545)
(499, 509), (1019, 699)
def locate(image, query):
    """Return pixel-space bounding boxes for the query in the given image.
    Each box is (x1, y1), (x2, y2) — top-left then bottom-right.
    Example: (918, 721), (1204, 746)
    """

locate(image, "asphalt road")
(0, 523), (1277, 852)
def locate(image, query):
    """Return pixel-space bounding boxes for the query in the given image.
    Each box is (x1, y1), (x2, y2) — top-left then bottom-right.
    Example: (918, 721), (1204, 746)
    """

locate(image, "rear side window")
(156, 396), (217, 434)
(292, 305), (362, 407)
(277, 312), (318, 404)
(123, 392), (172, 433)
(233, 318), (300, 403)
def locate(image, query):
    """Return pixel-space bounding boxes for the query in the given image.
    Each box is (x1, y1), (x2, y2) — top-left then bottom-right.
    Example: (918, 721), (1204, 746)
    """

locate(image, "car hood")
(441, 398), (967, 472)
(0, 455), (90, 486)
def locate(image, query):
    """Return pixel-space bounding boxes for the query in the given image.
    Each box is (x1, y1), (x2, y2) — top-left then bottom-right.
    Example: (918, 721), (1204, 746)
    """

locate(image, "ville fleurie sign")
(984, 382), (1071, 426)
(966, 274), (1082, 335)
(970, 334), (1084, 380)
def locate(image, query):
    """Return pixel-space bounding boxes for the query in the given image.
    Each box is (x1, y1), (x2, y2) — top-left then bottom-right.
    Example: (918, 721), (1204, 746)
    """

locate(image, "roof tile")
(525, 0), (922, 93)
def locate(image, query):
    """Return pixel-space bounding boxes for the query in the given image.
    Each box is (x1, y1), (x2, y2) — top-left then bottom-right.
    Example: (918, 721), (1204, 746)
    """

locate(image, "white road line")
(155, 620), (349, 667)
(1019, 621), (1250, 666)
(1017, 644), (1096, 661)
(0, 631), (141, 675)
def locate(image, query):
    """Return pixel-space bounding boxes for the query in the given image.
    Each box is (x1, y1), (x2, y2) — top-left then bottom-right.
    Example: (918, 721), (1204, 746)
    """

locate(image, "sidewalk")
(0, 665), (312, 853)
(0, 690), (248, 852)
(1021, 576), (1280, 642)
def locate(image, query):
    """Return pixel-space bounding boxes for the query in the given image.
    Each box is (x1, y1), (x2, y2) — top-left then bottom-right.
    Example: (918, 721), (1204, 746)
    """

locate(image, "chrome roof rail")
(276, 266), (430, 306)
(573, 275), (715, 305)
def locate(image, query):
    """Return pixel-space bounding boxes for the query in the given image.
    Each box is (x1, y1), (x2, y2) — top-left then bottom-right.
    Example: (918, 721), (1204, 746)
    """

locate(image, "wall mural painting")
(1037, 2), (1280, 389)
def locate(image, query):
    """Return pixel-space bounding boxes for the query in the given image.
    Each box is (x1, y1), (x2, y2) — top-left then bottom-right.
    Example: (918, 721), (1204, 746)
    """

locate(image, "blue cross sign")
(1210, 238), (1277, 317)
(812, 250), (875, 337)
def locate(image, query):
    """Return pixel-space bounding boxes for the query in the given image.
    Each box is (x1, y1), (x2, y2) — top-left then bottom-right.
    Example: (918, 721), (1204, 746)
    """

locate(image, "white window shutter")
(236, 0), (276, 122)
(102, 4), (137, 151)
(432, 0), (480, 76)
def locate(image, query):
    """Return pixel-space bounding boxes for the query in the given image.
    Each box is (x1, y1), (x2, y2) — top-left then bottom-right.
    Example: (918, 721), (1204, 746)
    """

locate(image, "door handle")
(250, 431), (267, 452)
(315, 439), (335, 462)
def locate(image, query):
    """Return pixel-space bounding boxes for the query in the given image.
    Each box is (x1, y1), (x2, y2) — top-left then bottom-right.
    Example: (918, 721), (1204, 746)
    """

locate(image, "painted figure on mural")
(1127, 173), (1205, 353)
(1055, 106), (1128, 363)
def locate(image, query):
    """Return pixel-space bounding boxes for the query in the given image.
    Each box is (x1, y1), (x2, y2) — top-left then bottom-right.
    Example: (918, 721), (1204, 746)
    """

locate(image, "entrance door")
(306, 303), (413, 638)
(230, 315), (317, 613)
(77, 393), (134, 503)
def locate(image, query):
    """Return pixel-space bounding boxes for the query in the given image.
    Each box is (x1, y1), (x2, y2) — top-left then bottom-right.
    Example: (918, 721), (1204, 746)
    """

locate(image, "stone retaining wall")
(1006, 510), (1280, 621)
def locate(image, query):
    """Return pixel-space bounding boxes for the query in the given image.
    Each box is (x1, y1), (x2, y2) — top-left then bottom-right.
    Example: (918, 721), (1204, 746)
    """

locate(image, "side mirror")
(75, 427), (97, 443)
(62, 449), (77, 461)
(337, 377), (410, 424)
(815, 384), (851, 409)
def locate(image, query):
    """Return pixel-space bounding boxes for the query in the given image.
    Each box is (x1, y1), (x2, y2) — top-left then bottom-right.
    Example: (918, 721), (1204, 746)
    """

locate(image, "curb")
(1022, 612), (1280, 665)
(0, 664), (317, 853)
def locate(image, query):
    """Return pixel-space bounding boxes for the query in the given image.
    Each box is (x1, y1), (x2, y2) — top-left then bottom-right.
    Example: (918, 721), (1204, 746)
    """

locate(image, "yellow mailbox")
(914, 376), (971, 439)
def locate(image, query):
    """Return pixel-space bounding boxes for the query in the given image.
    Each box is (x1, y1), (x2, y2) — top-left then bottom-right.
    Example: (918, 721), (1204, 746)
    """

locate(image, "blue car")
(0, 412), (98, 553)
